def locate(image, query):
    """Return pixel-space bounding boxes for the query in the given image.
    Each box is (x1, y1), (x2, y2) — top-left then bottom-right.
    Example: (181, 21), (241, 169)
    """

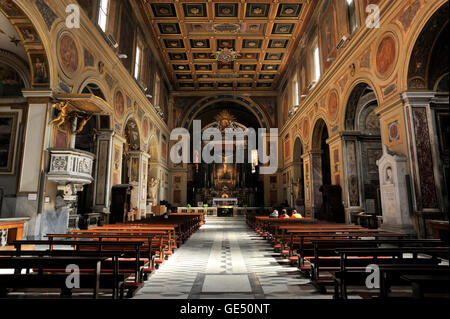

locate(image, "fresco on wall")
(58, 34), (79, 75)
(327, 91), (338, 122)
(321, 3), (336, 66)
(0, 63), (24, 96)
(0, 0), (23, 17)
(142, 118), (149, 140)
(376, 35), (397, 77)
(30, 53), (49, 84)
(387, 120), (400, 144)
(115, 90), (125, 118)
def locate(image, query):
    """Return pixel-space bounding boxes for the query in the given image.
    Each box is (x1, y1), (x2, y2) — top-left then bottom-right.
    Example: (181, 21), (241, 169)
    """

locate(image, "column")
(92, 130), (114, 213)
(302, 151), (322, 218)
(401, 91), (447, 225)
(127, 150), (150, 220)
(340, 132), (364, 220)
(20, 90), (53, 239)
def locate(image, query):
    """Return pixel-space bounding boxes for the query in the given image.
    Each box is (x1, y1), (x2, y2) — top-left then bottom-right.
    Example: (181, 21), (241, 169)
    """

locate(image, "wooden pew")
(307, 239), (444, 276)
(12, 240), (146, 283)
(333, 247), (449, 298)
(45, 232), (165, 270)
(282, 229), (408, 260)
(88, 225), (178, 250)
(5, 239), (150, 298)
(333, 264), (449, 299)
(400, 273), (450, 298)
(0, 256), (109, 299)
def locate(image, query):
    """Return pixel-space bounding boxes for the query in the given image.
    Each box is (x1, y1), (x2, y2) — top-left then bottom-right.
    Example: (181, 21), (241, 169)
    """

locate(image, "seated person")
(291, 210), (303, 219)
(280, 209), (290, 219)
(269, 210), (279, 218)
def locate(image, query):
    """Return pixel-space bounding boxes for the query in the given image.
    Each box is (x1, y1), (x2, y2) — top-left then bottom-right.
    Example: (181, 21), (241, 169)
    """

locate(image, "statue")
(148, 177), (160, 199)
(292, 177), (304, 205)
(49, 102), (71, 128)
(292, 178), (299, 200)
(72, 113), (93, 134)
(49, 102), (93, 135)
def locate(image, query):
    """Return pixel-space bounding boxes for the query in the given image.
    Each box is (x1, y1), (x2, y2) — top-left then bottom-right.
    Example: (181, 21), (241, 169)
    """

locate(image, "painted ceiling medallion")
(212, 48), (241, 63)
(212, 23), (241, 33)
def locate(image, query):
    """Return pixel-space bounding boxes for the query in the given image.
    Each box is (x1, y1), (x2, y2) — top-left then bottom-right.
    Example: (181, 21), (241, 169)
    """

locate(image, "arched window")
(310, 39), (321, 87)
(346, 0), (357, 34)
(292, 73), (299, 106)
(98, 0), (109, 32)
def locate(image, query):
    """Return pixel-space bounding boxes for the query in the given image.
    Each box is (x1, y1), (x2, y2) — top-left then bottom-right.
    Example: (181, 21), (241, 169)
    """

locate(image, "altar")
(212, 197), (238, 207)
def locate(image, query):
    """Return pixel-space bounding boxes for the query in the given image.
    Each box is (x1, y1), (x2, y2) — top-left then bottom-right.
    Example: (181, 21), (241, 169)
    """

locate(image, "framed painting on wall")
(384, 114), (402, 147)
(0, 113), (18, 173)
(173, 175), (182, 183)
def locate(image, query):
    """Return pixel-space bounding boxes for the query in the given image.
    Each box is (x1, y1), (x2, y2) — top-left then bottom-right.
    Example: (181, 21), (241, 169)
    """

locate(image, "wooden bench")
(6, 239), (151, 298)
(401, 273), (450, 298)
(306, 239), (444, 279)
(334, 265), (449, 299)
(284, 231), (409, 263)
(332, 247), (449, 298)
(45, 232), (166, 270)
(12, 240), (147, 283)
(0, 256), (112, 299)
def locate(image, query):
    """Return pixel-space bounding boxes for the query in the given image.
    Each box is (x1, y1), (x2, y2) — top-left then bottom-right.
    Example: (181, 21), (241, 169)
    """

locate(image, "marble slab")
(202, 274), (252, 293)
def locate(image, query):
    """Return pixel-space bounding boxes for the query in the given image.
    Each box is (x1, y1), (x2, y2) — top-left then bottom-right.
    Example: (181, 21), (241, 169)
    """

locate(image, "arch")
(181, 95), (270, 130)
(293, 136), (303, 162)
(435, 72), (449, 92)
(77, 76), (111, 102)
(123, 117), (141, 152)
(0, 2), (54, 88)
(311, 118), (329, 151)
(342, 82), (382, 219)
(0, 49), (31, 90)
(344, 82), (379, 131)
(292, 136), (305, 213)
(401, 1), (449, 90)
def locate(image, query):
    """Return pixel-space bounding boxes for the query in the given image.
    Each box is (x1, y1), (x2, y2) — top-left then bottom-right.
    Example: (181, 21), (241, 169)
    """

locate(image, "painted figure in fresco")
(33, 57), (47, 83)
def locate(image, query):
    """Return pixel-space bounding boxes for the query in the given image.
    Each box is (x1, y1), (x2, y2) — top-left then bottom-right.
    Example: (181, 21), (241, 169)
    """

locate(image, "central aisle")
(134, 216), (330, 299)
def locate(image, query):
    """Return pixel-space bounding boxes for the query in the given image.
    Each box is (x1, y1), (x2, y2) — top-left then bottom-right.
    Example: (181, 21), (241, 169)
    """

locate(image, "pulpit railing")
(47, 148), (95, 185)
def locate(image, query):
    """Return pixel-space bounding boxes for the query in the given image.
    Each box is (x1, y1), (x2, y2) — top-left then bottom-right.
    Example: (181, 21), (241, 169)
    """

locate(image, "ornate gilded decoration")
(214, 110), (237, 130)
(49, 102), (93, 134)
(49, 102), (71, 128)
(212, 48), (241, 63)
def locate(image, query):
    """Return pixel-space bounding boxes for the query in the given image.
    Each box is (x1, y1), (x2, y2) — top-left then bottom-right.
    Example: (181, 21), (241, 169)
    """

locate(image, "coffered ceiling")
(137, 0), (314, 91)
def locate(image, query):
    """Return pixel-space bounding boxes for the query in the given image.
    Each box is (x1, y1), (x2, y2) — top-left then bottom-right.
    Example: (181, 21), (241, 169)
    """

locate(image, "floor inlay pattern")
(133, 216), (332, 299)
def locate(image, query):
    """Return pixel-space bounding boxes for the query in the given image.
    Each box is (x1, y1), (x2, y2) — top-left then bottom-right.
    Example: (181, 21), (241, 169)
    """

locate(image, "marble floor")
(133, 216), (332, 299)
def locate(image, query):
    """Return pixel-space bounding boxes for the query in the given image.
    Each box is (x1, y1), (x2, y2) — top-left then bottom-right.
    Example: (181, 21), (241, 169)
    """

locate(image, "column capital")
(302, 150), (322, 158)
(401, 91), (436, 107)
(128, 150), (150, 159)
(97, 129), (115, 139)
(113, 133), (126, 144)
(22, 89), (54, 103)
